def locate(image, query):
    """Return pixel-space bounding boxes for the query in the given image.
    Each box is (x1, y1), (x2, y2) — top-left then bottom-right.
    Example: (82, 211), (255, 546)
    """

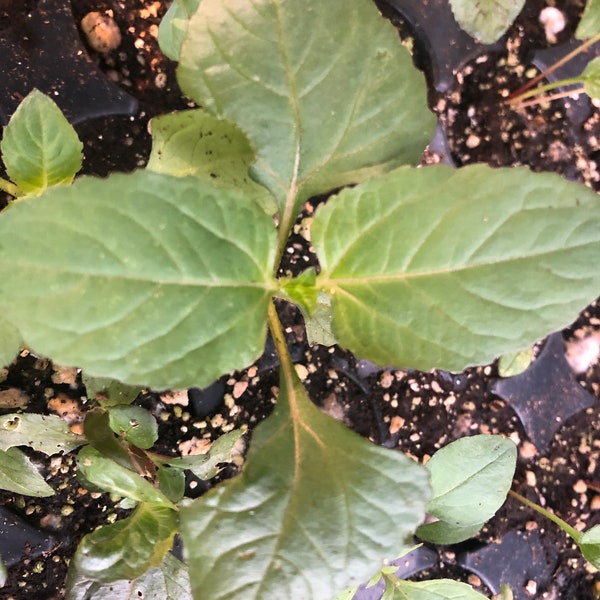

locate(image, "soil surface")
(1, 1), (600, 599)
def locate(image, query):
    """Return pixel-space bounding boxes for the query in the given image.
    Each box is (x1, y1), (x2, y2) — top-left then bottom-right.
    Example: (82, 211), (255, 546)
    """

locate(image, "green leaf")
(157, 0), (201, 61)
(177, 0), (435, 220)
(0, 318), (20, 368)
(0, 446), (54, 496)
(180, 338), (430, 599)
(167, 429), (243, 479)
(82, 373), (142, 406)
(77, 446), (174, 507)
(84, 408), (136, 471)
(497, 347), (534, 378)
(65, 552), (191, 600)
(0, 557), (6, 587)
(312, 164), (600, 372)
(576, 0), (600, 39)
(278, 267), (318, 315)
(0, 413), (85, 455)
(69, 502), (178, 582)
(303, 290), (337, 347)
(385, 577), (489, 599)
(416, 519), (484, 545)
(423, 435), (516, 530)
(582, 56), (600, 99)
(0, 89), (82, 195)
(0, 170), (277, 389)
(157, 466), (186, 503)
(148, 110), (276, 215)
(449, 0), (525, 44)
(108, 405), (158, 449)
(580, 524), (600, 569)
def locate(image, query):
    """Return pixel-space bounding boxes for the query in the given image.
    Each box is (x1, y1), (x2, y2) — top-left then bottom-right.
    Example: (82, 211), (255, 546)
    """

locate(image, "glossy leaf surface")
(0, 413), (84, 455)
(0, 447), (54, 496)
(70, 502), (178, 582)
(1, 89), (82, 195)
(147, 110), (276, 214)
(449, 0), (525, 43)
(77, 446), (174, 507)
(180, 326), (430, 599)
(313, 164), (600, 372)
(0, 170), (277, 389)
(177, 0), (434, 219)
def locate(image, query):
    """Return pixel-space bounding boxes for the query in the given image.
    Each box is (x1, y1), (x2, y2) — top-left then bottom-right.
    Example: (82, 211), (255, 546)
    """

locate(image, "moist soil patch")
(1, 1), (600, 598)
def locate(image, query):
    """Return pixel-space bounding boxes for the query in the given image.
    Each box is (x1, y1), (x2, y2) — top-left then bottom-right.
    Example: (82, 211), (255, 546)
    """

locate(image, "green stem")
(267, 299), (293, 372)
(507, 31), (600, 103)
(517, 85), (586, 108)
(0, 176), (20, 198)
(509, 489), (582, 543)
(510, 77), (584, 104)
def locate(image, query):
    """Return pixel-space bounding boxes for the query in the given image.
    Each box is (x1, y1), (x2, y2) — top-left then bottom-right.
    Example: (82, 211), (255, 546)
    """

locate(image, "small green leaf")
(424, 435), (516, 529)
(278, 267), (318, 315)
(148, 110), (276, 215)
(580, 524), (600, 569)
(82, 373), (142, 406)
(65, 553), (191, 600)
(69, 503), (178, 582)
(77, 445), (174, 507)
(303, 290), (337, 347)
(0, 447), (54, 496)
(0, 318), (20, 368)
(0, 413), (85, 455)
(157, 466), (186, 503)
(312, 164), (600, 373)
(157, 0), (200, 60)
(84, 408), (135, 471)
(108, 405), (158, 449)
(497, 348), (534, 378)
(576, 0), (600, 39)
(1, 89), (82, 195)
(416, 519), (484, 545)
(449, 0), (525, 44)
(177, 0), (434, 219)
(0, 170), (277, 389)
(582, 56), (600, 99)
(386, 577), (489, 599)
(180, 343), (430, 599)
(167, 429), (243, 480)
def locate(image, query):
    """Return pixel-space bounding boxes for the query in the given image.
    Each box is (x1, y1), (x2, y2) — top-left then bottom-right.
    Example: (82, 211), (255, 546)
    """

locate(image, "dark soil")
(1, 1), (600, 599)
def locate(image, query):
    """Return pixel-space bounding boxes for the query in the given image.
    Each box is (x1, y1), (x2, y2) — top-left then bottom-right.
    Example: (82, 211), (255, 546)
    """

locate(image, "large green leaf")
(416, 435), (516, 544)
(0, 170), (277, 388)
(177, 0), (434, 221)
(0, 317), (20, 368)
(180, 321), (430, 599)
(68, 502), (178, 582)
(312, 164), (600, 372)
(66, 552), (191, 600)
(158, 0), (201, 60)
(0, 89), (82, 195)
(0, 413), (85, 455)
(449, 0), (525, 43)
(0, 446), (54, 496)
(147, 110), (275, 214)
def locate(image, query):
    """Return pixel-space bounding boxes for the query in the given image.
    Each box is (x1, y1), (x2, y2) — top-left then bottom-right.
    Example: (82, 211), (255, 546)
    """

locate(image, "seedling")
(0, 0), (599, 598)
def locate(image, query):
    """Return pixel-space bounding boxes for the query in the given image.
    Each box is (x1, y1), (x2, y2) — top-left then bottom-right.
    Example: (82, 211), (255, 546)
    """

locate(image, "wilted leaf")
(0, 413), (85, 455)
(0, 170), (277, 389)
(312, 164), (600, 373)
(148, 110), (276, 214)
(180, 332), (430, 599)
(69, 502), (178, 582)
(0, 447), (54, 496)
(0, 89), (82, 195)
(449, 0), (525, 43)
(177, 0), (434, 220)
